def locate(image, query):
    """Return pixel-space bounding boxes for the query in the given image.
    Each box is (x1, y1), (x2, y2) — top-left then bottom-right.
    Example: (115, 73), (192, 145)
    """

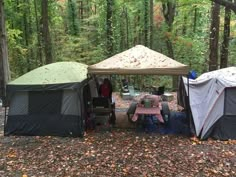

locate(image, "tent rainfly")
(179, 67), (236, 140)
(88, 45), (189, 75)
(5, 62), (91, 137)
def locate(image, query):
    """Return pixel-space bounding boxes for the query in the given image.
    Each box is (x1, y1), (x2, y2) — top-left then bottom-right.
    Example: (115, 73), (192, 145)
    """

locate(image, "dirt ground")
(0, 93), (235, 177)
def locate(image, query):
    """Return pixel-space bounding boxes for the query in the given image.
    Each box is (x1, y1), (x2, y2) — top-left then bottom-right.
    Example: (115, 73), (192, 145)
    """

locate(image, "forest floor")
(0, 93), (236, 177)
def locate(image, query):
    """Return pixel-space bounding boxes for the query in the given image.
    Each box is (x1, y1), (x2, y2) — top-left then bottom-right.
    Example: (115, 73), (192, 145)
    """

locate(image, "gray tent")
(5, 62), (92, 137)
(179, 67), (236, 140)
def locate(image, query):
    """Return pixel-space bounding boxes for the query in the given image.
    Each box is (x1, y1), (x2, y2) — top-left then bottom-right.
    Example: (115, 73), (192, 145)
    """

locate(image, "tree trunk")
(193, 7), (197, 33)
(162, 1), (175, 58)
(162, 1), (176, 90)
(106, 0), (113, 56)
(182, 15), (187, 35)
(125, 7), (129, 48)
(0, 0), (10, 103)
(68, 0), (78, 35)
(79, 0), (83, 20)
(209, 2), (220, 71)
(23, 0), (31, 71)
(34, 0), (43, 66)
(144, 0), (148, 47)
(41, 0), (53, 64)
(220, 1), (231, 68)
(211, 0), (236, 13)
(149, 0), (153, 49)
(133, 11), (140, 45)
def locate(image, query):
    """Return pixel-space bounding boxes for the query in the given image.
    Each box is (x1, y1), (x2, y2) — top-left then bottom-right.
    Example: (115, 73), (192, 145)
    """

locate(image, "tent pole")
(187, 73), (193, 136)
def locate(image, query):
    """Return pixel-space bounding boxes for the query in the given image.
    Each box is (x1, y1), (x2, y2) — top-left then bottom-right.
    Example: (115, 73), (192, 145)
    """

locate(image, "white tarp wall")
(182, 67), (236, 138)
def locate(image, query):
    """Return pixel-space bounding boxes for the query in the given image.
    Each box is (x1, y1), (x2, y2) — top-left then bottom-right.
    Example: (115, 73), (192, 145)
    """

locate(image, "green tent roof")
(8, 62), (88, 85)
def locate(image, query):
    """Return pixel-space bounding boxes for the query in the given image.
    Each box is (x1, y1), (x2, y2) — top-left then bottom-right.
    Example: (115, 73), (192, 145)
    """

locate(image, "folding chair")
(153, 86), (165, 96)
(90, 97), (113, 130)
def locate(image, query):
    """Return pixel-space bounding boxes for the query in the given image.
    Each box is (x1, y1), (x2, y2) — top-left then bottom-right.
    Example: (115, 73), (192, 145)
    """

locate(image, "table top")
(132, 106), (164, 123)
(134, 106), (161, 115)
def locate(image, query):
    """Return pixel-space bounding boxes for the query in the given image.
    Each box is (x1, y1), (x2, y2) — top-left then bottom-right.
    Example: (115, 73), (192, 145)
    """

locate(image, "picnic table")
(132, 106), (164, 123)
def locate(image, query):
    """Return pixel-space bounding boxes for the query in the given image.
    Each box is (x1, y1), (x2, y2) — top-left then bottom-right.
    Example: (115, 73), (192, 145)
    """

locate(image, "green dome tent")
(5, 62), (90, 137)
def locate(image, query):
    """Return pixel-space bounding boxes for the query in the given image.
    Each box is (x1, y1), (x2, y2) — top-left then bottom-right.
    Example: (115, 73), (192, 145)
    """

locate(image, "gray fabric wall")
(8, 92), (28, 115)
(225, 88), (236, 115)
(61, 90), (80, 116)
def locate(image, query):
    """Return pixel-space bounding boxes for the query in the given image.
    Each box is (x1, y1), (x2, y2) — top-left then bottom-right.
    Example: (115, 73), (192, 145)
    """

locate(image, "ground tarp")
(88, 45), (188, 75)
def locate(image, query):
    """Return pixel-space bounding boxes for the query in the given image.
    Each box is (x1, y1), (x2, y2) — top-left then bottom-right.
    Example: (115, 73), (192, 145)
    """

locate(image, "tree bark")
(209, 2), (220, 71)
(41, 0), (53, 64)
(211, 0), (236, 13)
(149, 0), (153, 49)
(23, 0), (31, 71)
(182, 15), (187, 35)
(68, 0), (78, 35)
(162, 1), (175, 58)
(220, 1), (231, 69)
(0, 0), (10, 103)
(34, 0), (43, 66)
(106, 0), (113, 56)
(125, 7), (129, 48)
(193, 7), (197, 33)
(79, 0), (83, 20)
(144, 0), (148, 47)
(162, 1), (177, 90)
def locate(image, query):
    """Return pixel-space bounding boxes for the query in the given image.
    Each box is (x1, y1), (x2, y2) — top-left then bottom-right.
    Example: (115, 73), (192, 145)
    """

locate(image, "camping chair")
(90, 97), (113, 130)
(153, 86), (165, 96)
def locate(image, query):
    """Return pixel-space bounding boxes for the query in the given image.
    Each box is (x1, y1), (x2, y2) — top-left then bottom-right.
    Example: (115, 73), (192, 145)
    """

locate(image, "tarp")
(88, 45), (188, 75)
(9, 61), (88, 85)
(7, 62), (88, 92)
(181, 67), (236, 139)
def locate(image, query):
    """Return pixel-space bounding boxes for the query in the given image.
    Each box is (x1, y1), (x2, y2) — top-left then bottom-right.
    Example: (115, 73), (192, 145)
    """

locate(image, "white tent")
(180, 67), (236, 140)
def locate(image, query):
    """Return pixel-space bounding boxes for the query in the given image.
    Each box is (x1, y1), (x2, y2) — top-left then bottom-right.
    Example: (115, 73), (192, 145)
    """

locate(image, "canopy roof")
(88, 45), (188, 75)
(8, 62), (88, 85)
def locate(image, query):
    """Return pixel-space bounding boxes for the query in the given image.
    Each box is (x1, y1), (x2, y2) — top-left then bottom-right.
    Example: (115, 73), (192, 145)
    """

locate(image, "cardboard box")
(162, 93), (173, 102)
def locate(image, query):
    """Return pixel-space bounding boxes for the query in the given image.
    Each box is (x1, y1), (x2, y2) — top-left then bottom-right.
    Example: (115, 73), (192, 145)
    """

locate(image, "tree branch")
(211, 0), (236, 13)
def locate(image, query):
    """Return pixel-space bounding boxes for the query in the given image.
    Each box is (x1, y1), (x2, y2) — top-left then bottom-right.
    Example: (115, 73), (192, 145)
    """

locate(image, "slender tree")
(34, 0), (43, 66)
(41, 0), (53, 64)
(162, 1), (176, 59)
(193, 6), (198, 33)
(67, 0), (79, 35)
(162, 0), (177, 89)
(106, 0), (113, 56)
(182, 15), (187, 35)
(211, 0), (236, 13)
(0, 0), (10, 103)
(133, 10), (141, 45)
(125, 7), (129, 49)
(23, 0), (31, 71)
(209, 2), (220, 71)
(220, 0), (231, 68)
(149, 0), (153, 49)
(119, 6), (125, 51)
(144, 0), (149, 47)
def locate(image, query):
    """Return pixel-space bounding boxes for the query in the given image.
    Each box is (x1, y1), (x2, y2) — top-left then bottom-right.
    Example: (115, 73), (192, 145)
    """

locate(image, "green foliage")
(4, 0), (236, 83)
(66, 0), (79, 35)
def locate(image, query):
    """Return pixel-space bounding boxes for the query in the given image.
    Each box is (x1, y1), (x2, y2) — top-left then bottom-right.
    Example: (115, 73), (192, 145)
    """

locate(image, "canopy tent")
(88, 45), (189, 75)
(5, 62), (93, 137)
(179, 67), (236, 140)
